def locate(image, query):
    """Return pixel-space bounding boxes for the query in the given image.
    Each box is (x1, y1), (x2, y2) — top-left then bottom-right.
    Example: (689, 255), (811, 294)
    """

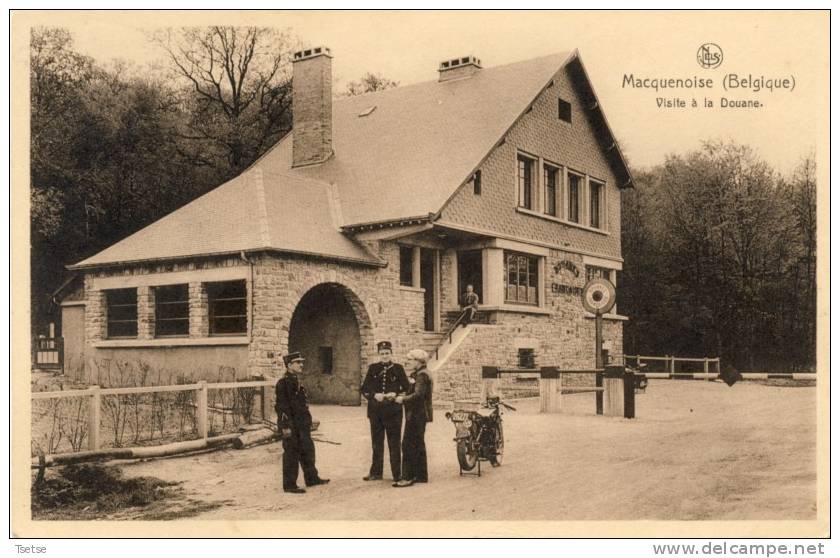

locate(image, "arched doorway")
(288, 283), (370, 405)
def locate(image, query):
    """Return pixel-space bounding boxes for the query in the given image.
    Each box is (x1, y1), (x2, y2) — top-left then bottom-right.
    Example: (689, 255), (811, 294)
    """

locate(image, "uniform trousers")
(282, 427), (319, 489)
(401, 418), (428, 482)
(369, 408), (403, 480)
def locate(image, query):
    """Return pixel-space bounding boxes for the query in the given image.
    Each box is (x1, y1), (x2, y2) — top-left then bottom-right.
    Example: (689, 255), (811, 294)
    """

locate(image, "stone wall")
(433, 248), (623, 404)
(246, 242), (427, 381)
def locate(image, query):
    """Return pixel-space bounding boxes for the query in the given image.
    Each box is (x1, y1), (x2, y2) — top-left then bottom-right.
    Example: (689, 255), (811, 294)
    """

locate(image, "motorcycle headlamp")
(463, 418), (472, 428)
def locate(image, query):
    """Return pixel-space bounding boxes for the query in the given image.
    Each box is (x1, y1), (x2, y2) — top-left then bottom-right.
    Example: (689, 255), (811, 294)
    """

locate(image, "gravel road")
(119, 380), (817, 521)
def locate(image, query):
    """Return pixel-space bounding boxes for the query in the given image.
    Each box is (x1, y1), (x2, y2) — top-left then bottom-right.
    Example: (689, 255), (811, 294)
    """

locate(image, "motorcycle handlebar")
(501, 402), (517, 411)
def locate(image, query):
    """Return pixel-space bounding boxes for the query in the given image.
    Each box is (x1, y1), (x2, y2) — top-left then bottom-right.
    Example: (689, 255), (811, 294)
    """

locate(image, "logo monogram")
(697, 43), (723, 69)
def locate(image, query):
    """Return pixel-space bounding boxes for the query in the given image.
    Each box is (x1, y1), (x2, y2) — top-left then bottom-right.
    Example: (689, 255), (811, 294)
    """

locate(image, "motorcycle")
(444, 395), (516, 476)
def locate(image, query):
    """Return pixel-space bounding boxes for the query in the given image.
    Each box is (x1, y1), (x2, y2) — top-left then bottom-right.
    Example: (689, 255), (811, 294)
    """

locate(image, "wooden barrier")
(642, 372), (816, 381)
(481, 366), (635, 418)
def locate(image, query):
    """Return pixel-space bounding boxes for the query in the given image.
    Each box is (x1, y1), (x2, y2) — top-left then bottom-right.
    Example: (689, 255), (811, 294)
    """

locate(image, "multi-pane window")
(106, 288), (138, 338)
(589, 179), (605, 229)
(155, 284), (189, 337)
(586, 266), (612, 282)
(543, 164), (559, 217)
(568, 172), (582, 223)
(207, 280), (247, 335)
(399, 246), (413, 287)
(504, 251), (539, 306)
(517, 154), (535, 210)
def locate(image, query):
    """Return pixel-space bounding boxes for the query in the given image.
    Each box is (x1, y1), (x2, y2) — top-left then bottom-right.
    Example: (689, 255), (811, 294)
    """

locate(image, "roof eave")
(67, 246), (386, 271)
(568, 51), (635, 189)
(341, 214), (434, 233)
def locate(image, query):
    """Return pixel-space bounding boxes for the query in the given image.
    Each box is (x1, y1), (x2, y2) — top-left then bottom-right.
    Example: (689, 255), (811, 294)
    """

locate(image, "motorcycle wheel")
(457, 439), (478, 471)
(493, 422), (504, 466)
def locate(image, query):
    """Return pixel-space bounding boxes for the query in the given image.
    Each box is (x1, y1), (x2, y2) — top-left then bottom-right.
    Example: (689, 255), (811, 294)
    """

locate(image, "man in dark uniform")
(275, 352), (329, 494)
(360, 341), (410, 481)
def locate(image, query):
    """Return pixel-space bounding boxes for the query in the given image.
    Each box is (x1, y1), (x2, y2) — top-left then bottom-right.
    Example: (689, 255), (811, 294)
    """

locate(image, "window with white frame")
(543, 163), (559, 217)
(399, 246), (413, 287)
(207, 280), (247, 335)
(567, 171), (583, 223)
(504, 251), (540, 306)
(155, 284), (190, 337)
(517, 153), (536, 210)
(106, 288), (138, 338)
(589, 178), (605, 229)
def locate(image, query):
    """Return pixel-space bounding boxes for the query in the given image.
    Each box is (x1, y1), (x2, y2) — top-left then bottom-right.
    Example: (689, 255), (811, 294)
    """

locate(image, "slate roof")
(72, 50), (631, 268)
(71, 167), (383, 268)
(266, 51), (575, 226)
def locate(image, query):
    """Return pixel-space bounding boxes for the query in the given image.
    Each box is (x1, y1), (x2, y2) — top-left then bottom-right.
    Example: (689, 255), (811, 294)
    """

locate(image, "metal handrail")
(432, 309), (471, 361)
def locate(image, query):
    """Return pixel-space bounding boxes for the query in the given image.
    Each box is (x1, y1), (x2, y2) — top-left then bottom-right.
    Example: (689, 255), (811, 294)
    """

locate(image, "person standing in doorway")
(275, 352), (329, 494)
(461, 284), (480, 325)
(361, 341), (409, 481)
(394, 348), (433, 487)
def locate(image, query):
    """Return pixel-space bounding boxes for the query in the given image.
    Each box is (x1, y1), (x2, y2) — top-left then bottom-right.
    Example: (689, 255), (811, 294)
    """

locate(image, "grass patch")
(32, 463), (225, 520)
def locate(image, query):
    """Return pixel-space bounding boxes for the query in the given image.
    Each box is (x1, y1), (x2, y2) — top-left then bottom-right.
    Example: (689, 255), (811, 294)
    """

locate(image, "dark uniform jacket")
(402, 367), (433, 423)
(275, 372), (313, 430)
(361, 362), (410, 418)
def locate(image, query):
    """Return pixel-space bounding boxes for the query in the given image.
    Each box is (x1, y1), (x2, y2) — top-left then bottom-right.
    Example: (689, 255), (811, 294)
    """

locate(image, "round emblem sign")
(581, 278), (616, 315)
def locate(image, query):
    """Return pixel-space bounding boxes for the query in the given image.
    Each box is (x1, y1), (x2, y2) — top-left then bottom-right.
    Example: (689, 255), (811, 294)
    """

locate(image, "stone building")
(58, 48), (634, 404)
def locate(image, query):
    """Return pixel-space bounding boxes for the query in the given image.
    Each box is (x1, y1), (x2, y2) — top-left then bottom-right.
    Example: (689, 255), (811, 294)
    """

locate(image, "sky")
(58, 10), (828, 173)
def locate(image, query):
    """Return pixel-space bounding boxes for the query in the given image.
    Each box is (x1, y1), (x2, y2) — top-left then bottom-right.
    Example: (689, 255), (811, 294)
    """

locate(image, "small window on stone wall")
(518, 348), (536, 369)
(155, 284), (189, 337)
(399, 246), (413, 287)
(207, 280), (247, 335)
(106, 288), (138, 339)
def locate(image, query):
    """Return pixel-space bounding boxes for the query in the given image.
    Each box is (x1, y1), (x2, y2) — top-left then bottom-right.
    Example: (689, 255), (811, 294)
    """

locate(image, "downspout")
(239, 251), (255, 340)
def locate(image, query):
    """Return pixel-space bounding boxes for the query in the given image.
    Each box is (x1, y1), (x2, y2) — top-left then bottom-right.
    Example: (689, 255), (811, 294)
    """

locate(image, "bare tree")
(154, 26), (296, 174)
(343, 72), (399, 97)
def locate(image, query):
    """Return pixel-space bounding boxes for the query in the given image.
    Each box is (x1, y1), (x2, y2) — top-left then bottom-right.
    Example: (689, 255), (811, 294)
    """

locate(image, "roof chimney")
(438, 55), (482, 82)
(292, 46), (333, 167)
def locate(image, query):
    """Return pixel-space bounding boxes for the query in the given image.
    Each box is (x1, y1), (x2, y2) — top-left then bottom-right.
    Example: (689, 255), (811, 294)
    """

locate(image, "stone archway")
(288, 282), (372, 405)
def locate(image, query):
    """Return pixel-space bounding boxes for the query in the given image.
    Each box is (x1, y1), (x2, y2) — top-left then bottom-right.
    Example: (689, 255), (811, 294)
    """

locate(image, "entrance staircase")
(425, 310), (489, 372)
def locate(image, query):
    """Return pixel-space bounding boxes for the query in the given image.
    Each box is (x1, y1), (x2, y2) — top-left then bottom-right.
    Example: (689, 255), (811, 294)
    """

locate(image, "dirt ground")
(115, 380), (816, 521)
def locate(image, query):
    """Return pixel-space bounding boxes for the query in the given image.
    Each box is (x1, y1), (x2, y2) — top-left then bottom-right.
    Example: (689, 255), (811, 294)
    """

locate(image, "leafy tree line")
(30, 26), (397, 330)
(619, 142), (817, 372)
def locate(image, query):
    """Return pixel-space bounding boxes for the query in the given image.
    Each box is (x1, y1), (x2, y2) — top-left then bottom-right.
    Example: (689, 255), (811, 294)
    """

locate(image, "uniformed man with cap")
(275, 351), (329, 494)
(360, 341), (410, 481)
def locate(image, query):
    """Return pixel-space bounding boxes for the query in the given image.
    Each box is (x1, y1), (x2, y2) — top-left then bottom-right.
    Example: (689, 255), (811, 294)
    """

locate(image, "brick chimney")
(292, 46), (333, 167)
(438, 55), (482, 82)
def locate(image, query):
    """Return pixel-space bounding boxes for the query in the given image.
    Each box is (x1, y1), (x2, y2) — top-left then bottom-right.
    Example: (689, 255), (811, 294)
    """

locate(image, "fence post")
(262, 384), (273, 421)
(197, 381), (208, 439)
(595, 370), (604, 415)
(88, 386), (101, 451)
(623, 368), (635, 419)
(669, 355), (675, 375)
